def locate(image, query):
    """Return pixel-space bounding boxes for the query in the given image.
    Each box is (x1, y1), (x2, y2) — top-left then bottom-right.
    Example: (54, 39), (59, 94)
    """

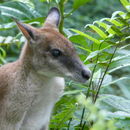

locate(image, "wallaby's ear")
(14, 19), (36, 41)
(44, 7), (60, 28)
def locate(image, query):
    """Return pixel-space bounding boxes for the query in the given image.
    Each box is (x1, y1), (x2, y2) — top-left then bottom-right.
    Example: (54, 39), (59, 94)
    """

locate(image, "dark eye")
(50, 49), (62, 57)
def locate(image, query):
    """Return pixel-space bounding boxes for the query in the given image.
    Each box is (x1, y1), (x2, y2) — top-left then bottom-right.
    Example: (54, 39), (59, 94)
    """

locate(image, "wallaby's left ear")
(14, 19), (36, 42)
(44, 7), (60, 28)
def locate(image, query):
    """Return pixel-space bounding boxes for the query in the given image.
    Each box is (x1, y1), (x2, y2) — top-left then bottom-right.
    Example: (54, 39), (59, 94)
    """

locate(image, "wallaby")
(0, 7), (91, 130)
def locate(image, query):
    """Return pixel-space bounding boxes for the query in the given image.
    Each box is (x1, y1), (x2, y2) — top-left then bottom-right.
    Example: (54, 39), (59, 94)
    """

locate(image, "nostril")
(81, 70), (91, 80)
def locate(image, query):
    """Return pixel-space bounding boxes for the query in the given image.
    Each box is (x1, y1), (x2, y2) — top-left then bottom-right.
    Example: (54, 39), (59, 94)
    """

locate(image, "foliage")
(0, 0), (130, 130)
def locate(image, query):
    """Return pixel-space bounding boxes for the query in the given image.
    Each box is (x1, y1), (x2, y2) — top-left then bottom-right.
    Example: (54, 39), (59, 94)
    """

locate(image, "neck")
(18, 42), (34, 75)
(20, 42), (33, 60)
(19, 42), (49, 80)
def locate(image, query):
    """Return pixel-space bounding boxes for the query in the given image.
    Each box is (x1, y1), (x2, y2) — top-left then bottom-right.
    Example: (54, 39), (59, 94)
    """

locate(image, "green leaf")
(100, 18), (123, 36)
(86, 24), (108, 38)
(103, 77), (130, 87)
(104, 18), (123, 27)
(0, 1), (41, 20)
(40, 0), (46, 2)
(75, 45), (92, 53)
(119, 44), (130, 50)
(73, 0), (90, 9)
(115, 119), (130, 130)
(112, 53), (130, 62)
(120, 0), (130, 11)
(69, 34), (92, 52)
(40, 0), (51, 3)
(110, 25), (123, 36)
(13, 0), (35, 8)
(0, 36), (16, 44)
(50, 97), (76, 129)
(69, 34), (88, 46)
(112, 11), (127, 19)
(99, 94), (130, 113)
(84, 50), (99, 61)
(55, 0), (60, 3)
(94, 21), (116, 35)
(0, 22), (15, 30)
(108, 63), (130, 73)
(117, 81), (130, 99)
(70, 29), (101, 44)
(63, 90), (83, 96)
(0, 5), (30, 19)
(0, 47), (6, 58)
(92, 69), (102, 85)
(107, 111), (130, 119)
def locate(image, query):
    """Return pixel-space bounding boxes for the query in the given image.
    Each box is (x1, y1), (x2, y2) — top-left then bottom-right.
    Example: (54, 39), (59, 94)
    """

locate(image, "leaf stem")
(79, 43), (103, 128)
(79, 107), (86, 128)
(58, 0), (65, 34)
(67, 118), (72, 130)
(64, 9), (75, 18)
(81, 121), (86, 130)
(94, 46), (118, 103)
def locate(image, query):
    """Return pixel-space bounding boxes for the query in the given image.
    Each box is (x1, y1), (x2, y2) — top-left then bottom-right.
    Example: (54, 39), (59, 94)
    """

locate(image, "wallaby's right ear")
(44, 7), (60, 28)
(14, 18), (36, 42)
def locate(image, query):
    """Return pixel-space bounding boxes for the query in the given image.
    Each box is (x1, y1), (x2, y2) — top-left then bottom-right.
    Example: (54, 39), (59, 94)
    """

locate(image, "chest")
(21, 77), (65, 129)
(26, 76), (65, 103)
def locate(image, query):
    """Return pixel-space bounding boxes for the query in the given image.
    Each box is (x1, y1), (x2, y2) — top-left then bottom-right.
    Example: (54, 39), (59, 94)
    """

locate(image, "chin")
(74, 79), (88, 83)
(68, 76), (88, 83)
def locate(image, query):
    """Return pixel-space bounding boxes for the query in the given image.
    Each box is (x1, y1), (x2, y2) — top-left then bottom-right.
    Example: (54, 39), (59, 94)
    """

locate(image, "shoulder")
(0, 61), (21, 100)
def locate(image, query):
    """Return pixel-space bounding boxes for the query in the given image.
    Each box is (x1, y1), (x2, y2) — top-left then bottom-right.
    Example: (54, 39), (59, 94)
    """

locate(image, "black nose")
(81, 70), (91, 80)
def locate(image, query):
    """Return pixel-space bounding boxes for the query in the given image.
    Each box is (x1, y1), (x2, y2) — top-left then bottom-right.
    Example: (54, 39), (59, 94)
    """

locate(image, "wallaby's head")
(15, 7), (91, 83)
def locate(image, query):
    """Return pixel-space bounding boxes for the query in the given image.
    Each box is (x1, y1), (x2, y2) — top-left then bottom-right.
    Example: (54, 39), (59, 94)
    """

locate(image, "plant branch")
(79, 107), (86, 128)
(94, 46), (118, 103)
(79, 43), (103, 129)
(58, 0), (65, 34)
(79, 44), (102, 129)
(67, 118), (72, 130)
(81, 121), (86, 130)
(64, 9), (75, 18)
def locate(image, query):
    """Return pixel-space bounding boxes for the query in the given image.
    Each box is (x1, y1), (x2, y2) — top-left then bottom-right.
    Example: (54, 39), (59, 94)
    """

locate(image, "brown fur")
(0, 7), (91, 130)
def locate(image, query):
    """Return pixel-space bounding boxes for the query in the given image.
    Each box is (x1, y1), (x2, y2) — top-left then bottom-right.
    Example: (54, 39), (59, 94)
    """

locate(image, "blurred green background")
(0, 0), (123, 35)
(0, 0), (130, 129)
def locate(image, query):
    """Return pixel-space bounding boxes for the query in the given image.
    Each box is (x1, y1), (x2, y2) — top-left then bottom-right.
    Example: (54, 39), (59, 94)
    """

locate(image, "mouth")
(65, 69), (91, 83)
(65, 73), (90, 83)
(73, 77), (89, 83)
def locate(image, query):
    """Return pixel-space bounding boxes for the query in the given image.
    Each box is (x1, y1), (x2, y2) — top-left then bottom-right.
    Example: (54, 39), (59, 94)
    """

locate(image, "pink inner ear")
(44, 7), (60, 28)
(17, 23), (32, 40)
(15, 20), (35, 40)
